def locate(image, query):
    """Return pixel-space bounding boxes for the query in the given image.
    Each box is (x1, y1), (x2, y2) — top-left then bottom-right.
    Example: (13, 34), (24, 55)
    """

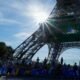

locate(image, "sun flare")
(33, 11), (48, 23)
(30, 6), (49, 24)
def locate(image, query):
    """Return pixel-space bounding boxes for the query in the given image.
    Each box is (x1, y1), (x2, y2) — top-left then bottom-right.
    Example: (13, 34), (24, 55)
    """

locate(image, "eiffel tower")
(13, 0), (80, 64)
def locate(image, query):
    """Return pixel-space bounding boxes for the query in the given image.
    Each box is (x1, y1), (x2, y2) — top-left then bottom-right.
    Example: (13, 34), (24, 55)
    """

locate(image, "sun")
(33, 11), (48, 23)
(30, 6), (49, 24)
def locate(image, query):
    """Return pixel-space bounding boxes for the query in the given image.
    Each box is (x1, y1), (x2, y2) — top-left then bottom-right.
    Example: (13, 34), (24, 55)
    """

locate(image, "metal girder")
(13, 0), (80, 64)
(48, 43), (63, 64)
(47, 41), (80, 64)
(60, 42), (80, 54)
(13, 26), (46, 60)
(47, 0), (80, 43)
(22, 42), (44, 62)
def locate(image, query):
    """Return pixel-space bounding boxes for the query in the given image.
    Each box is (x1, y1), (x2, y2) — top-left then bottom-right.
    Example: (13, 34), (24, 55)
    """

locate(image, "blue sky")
(0, 0), (80, 65)
(0, 0), (55, 47)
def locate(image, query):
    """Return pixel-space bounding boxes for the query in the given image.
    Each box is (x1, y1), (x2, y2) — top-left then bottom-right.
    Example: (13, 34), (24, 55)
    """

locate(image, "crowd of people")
(0, 57), (49, 77)
(0, 57), (80, 79)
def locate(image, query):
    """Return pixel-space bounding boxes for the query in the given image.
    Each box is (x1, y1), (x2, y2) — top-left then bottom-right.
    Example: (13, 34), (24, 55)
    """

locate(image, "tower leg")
(48, 43), (63, 65)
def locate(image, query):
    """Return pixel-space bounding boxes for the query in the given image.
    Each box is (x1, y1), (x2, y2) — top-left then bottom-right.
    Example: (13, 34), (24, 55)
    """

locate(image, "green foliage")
(0, 42), (13, 60)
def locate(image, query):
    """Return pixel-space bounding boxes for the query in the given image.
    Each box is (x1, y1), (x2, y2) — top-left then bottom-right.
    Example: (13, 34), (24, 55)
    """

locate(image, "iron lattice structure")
(13, 0), (80, 64)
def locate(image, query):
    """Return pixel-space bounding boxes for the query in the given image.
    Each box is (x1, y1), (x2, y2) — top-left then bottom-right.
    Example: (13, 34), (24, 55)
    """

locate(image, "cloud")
(0, 18), (22, 25)
(14, 32), (32, 40)
(10, 1), (25, 11)
(0, 0), (55, 47)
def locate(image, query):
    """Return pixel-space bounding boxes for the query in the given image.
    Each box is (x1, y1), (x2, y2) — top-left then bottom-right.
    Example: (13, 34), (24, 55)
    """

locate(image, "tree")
(6, 46), (14, 59)
(0, 42), (13, 60)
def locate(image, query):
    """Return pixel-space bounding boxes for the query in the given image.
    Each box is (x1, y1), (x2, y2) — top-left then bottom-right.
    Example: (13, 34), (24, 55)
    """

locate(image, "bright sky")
(0, 0), (80, 65)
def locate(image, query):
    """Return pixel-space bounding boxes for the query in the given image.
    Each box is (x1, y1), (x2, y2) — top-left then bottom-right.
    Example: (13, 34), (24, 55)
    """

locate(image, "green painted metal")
(46, 15), (80, 42)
